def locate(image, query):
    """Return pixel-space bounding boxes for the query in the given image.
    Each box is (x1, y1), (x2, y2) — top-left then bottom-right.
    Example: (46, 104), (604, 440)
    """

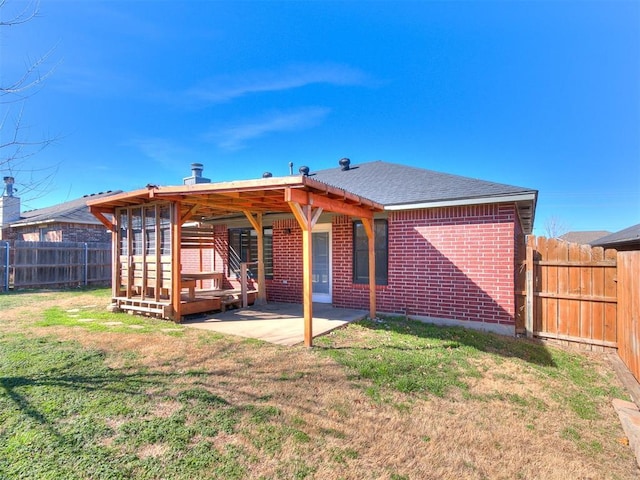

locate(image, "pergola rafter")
(87, 175), (383, 346)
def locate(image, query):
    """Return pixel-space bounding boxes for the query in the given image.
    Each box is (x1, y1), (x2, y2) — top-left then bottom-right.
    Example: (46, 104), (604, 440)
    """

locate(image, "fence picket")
(522, 235), (618, 349)
(579, 244), (593, 340)
(617, 252), (640, 381)
(3, 241), (111, 289)
(604, 248), (617, 344)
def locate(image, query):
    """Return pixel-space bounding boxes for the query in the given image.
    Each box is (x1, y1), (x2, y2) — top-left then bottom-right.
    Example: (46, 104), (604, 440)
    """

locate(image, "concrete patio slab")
(182, 302), (367, 346)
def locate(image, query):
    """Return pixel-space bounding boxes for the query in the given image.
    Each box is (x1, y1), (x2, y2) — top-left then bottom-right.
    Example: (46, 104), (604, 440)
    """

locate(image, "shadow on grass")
(330, 316), (557, 368)
(0, 334), (239, 440)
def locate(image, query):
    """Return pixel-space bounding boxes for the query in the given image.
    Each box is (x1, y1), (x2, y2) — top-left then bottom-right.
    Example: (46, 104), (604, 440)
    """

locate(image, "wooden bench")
(181, 272), (223, 298)
(180, 279), (197, 299)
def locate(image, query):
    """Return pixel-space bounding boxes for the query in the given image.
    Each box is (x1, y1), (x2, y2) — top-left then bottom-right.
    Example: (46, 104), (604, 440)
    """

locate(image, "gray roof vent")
(184, 163), (211, 185)
(339, 158), (351, 171)
(262, 172), (273, 178)
(299, 166), (310, 176)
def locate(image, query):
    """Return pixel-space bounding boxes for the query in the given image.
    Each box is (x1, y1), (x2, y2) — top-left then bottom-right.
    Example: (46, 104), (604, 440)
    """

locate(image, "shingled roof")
(10, 191), (122, 227)
(560, 230), (611, 245)
(591, 223), (640, 250)
(310, 160), (538, 233)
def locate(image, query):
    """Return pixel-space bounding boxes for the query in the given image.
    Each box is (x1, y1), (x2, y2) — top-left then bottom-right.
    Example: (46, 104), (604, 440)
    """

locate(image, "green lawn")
(0, 289), (636, 479)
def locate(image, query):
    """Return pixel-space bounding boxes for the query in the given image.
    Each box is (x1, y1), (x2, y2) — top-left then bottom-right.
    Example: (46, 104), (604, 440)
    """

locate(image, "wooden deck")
(112, 288), (257, 321)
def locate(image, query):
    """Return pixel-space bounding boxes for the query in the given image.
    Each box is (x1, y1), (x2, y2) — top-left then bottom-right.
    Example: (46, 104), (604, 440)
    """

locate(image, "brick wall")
(3, 223), (112, 243)
(269, 219), (303, 303)
(180, 203), (522, 329)
(331, 204), (519, 327)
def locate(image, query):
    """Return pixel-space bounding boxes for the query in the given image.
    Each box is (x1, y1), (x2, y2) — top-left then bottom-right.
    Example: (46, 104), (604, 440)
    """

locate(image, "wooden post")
(301, 217), (313, 347)
(126, 211), (134, 299)
(241, 262), (248, 308)
(525, 236), (534, 338)
(141, 208), (147, 301)
(361, 217), (377, 320)
(243, 211), (266, 304)
(171, 202), (183, 321)
(287, 200), (321, 347)
(154, 206), (161, 302)
(113, 210), (121, 299)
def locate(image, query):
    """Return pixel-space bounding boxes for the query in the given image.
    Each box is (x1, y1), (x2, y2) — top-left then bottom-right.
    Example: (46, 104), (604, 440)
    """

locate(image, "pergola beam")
(89, 207), (116, 232)
(243, 210), (267, 304)
(285, 187), (375, 220)
(181, 204), (199, 223)
(361, 218), (377, 320)
(171, 201), (183, 321)
(88, 175), (384, 337)
(288, 200), (323, 347)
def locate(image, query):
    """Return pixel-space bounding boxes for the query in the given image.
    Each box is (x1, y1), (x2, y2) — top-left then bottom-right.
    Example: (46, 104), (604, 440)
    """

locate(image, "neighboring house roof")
(560, 231), (611, 245)
(590, 223), (640, 250)
(311, 160), (538, 233)
(10, 191), (122, 227)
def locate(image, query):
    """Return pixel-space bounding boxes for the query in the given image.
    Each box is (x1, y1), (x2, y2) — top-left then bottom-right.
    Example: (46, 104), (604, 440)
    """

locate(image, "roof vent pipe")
(299, 166), (310, 176)
(3, 177), (15, 197)
(263, 172), (272, 178)
(339, 157), (351, 171)
(289, 161), (294, 175)
(191, 163), (203, 178)
(183, 163), (211, 185)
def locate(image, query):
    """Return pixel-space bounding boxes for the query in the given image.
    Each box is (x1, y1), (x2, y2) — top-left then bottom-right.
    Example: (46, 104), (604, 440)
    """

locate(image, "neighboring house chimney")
(183, 163), (211, 185)
(0, 176), (21, 239)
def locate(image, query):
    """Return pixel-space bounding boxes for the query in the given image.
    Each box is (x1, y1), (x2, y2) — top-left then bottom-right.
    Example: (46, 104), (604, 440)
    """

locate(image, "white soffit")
(384, 192), (537, 211)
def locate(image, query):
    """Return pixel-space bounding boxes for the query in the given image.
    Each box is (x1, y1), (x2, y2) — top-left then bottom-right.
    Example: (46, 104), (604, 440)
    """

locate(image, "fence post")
(84, 242), (89, 286)
(525, 237), (534, 338)
(240, 262), (248, 308)
(2, 242), (9, 292)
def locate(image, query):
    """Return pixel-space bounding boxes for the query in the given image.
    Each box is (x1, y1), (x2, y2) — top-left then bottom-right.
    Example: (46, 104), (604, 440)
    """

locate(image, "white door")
(312, 224), (332, 303)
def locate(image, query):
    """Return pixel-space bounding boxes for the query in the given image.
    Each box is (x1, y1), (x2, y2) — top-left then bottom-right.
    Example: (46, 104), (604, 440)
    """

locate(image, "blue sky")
(2, 0), (639, 235)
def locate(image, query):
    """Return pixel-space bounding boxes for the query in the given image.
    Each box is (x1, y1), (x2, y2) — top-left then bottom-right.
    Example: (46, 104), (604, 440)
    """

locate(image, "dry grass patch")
(0, 289), (637, 479)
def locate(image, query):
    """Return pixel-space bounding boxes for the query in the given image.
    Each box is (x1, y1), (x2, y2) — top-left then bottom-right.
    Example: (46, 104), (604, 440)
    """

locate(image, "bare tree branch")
(543, 215), (570, 239)
(0, 0), (39, 26)
(0, 45), (58, 99)
(1, 0), (58, 201)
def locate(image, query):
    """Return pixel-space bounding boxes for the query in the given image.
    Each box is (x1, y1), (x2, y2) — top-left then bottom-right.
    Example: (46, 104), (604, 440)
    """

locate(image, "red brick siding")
(268, 219), (303, 303)
(331, 204), (518, 326)
(182, 204), (519, 328)
(3, 223), (112, 243)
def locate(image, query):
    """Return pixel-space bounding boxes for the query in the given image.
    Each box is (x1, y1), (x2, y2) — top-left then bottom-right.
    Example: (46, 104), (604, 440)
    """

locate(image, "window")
(131, 207), (143, 255)
(117, 204), (172, 257)
(228, 228), (273, 279)
(144, 206), (156, 255)
(353, 219), (388, 285)
(119, 210), (128, 256)
(159, 205), (171, 255)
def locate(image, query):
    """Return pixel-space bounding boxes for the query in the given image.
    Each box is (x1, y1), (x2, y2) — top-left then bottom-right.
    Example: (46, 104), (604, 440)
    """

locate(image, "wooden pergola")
(87, 175), (384, 346)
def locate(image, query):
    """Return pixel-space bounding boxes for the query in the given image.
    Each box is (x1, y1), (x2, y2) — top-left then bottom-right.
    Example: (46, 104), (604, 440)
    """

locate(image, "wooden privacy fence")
(519, 236), (618, 348)
(1, 241), (112, 291)
(617, 252), (640, 383)
(518, 236), (640, 384)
